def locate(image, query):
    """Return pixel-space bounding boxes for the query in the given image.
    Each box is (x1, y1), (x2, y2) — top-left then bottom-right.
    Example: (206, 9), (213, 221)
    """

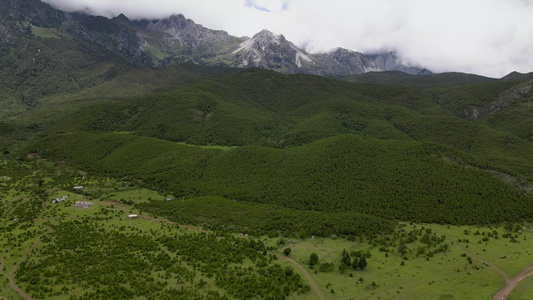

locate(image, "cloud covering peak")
(43, 0), (533, 77)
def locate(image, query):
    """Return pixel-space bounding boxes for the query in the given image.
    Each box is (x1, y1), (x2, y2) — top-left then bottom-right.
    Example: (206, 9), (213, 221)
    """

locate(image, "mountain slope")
(2, 0), (428, 76)
(30, 131), (533, 225)
(0, 0), (432, 123)
(43, 68), (533, 183)
(345, 71), (497, 89)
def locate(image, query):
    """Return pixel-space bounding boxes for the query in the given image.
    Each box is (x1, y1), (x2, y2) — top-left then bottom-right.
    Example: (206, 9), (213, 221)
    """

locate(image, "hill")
(40, 68), (533, 180)
(30, 131), (533, 225)
(344, 71), (497, 89)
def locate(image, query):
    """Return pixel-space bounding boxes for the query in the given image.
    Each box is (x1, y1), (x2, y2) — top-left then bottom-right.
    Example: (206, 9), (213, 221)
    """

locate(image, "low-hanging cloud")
(43, 0), (533, 77)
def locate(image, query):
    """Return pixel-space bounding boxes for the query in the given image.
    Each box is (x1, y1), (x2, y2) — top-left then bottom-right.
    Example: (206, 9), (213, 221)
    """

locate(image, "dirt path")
(492, 266), (533, 300)
(447, 238), (533, 299)
(279, 255), (325, 300)
(435, 231), (533, 299)
(7, 226), (52, 300)
(433, 231), (510, 282)
(451, 240), (510, 285)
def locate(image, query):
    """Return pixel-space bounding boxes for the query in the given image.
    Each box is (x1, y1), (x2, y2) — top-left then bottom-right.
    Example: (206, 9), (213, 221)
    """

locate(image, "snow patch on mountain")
(295, 52), (313, 68)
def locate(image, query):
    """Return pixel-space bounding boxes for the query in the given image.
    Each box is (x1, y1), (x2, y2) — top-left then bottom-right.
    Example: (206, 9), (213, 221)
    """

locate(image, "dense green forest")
(30, 131), (533, 225)
(136, 196), (395, 238)
(36, 68), (533, 179)
(16, 67), (532, 229)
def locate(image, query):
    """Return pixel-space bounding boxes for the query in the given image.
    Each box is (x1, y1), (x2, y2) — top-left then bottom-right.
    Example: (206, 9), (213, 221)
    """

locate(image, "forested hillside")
(17, 67), (532, 229)
(42, 68), (533, 180)
(30, 131), (533, 225)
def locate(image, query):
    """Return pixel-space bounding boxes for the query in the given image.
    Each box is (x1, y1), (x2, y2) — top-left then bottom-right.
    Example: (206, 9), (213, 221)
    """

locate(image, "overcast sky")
(43, 0), (533, 78)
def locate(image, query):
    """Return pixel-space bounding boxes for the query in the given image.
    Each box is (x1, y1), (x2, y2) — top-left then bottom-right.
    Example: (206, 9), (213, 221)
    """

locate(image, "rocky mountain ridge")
(1, 0), (429, 77)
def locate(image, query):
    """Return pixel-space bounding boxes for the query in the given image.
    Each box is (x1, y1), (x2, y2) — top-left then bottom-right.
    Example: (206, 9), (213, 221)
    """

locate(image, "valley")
(2, 0), (533, 299)
(2, 66), (533, 299)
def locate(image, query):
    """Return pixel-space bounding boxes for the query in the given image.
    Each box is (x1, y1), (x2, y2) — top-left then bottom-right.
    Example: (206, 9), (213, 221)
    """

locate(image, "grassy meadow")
(2, 156), (533, 299)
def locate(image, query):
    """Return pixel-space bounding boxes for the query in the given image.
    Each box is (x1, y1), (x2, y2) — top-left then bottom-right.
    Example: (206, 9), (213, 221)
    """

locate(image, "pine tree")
(351, 257), (359, 270)
(359, 257), (367, 270)
(341, 249), (351, 266)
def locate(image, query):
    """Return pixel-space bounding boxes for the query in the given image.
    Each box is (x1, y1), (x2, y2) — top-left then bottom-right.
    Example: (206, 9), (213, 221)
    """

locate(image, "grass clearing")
(266, 222), (533, 299)
(509, 275), (533, 300)
(272, 235), (500, 300)
(430, 223), (533, 278)
(31, 27), (61, 39)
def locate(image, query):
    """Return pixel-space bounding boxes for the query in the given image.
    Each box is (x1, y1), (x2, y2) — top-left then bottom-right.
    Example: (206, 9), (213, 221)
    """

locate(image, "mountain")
(0, 0), (65, 29)
(231, 29), (313, 74)
(136, 17), (430, 76)
(1, 0), (428, 77)
(0, 0), (241, 120)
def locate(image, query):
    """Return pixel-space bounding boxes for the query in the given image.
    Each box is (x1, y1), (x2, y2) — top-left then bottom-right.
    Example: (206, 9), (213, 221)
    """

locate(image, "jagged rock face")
(116, 28), (147, 61)
(486, 80), (533, 115)
(146, 14), (203, 46)
(1, 0), (431, 76)
(308, 48), (379, 77)
(112, 14), (148, 62)
(73, 13), (150, 63)
(230, 31), (427, 76)
(0, 0), (65, 27)
(463, 79), (533, 120)
(144, 14), (236, 48)
(232, 30), (313, 73)
(330, 48), (378, 72)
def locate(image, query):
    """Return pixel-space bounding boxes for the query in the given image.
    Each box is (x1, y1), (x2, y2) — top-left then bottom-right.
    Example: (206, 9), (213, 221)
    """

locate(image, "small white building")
(74, 201), (93, 208)
(128, 214), (138, 218)
(52, 195), (69, 204)
(73, 186), (83, 190)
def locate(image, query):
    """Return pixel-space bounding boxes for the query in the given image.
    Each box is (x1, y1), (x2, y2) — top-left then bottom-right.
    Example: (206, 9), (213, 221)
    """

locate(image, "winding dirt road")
(435, 230), (533, 300)
(6, 226), (52, 300)
(279, 255), (325, 300)
(452, 240), (533, 300)
(492, 266), (533, 300)
(451, 240), (510, 285)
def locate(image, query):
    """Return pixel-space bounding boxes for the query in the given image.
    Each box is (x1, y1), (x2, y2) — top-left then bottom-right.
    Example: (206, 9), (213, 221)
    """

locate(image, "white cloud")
(43, 0), (533, 77)
(246, 0), (290, 12)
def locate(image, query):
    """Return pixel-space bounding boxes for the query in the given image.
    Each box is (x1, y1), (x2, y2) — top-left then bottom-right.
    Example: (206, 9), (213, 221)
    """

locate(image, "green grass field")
(266, 222), (533, 299)
(2, 159), (533, 300)
(510, 276), (533, 300)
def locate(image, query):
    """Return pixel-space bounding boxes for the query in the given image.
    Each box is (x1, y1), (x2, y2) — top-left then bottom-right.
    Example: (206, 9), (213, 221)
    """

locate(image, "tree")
(359, 257), (367, 270)
(398, 244), (407, 257)
(351, 257), (359, 270)
(341, 249), (351, 266)
(338, 263), (347, 274)
(309, 253), (319, 266)
(283, 248), (292, 256)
